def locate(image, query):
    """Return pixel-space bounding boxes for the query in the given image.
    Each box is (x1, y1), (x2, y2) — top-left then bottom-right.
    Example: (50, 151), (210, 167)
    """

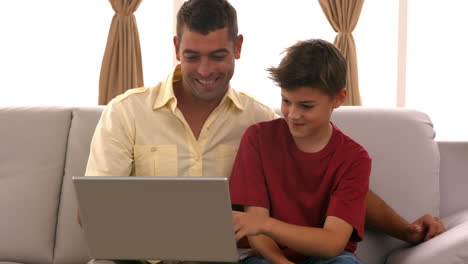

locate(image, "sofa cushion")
(386, 209), (468, 264)
(0, 106), (72, 264)
(438, 141), (468, 218)
(53, 107), (104, 264)
(331, 107), (440, 264)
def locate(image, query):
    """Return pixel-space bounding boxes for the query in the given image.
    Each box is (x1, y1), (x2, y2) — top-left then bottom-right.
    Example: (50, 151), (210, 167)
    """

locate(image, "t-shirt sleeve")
(85, 101), (135, 177)
(326, 153), (371, 241)
(229, 124), (270, 210)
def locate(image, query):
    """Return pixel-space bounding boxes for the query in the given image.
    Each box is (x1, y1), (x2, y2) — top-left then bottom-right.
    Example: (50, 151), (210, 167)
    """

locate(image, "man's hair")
(176, 0), (238, 44)
(267, 39), (347, 97)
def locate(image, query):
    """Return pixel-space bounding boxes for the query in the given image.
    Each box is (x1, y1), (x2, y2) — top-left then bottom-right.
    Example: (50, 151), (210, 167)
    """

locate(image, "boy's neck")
(293, 122), (333, 153)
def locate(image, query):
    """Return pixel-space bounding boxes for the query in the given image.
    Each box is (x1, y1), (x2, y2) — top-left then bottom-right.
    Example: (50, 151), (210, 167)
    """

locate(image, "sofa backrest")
(0, 106), (440, 264)
(53, 107), (104, 264)
(0, 106), (72, 264)
(331, 107), (440, 264)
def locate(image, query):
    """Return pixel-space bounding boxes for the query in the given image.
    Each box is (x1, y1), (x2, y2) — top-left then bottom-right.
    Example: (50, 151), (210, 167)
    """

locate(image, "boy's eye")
(282, 99), (290, 104)
(302, 104), (314, 109)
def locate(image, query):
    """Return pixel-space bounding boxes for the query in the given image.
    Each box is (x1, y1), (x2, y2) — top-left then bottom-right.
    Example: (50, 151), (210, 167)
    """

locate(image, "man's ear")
(333, 88), (347, 108)
(234, 34), (243, 59)
(173, 36), (181, 61)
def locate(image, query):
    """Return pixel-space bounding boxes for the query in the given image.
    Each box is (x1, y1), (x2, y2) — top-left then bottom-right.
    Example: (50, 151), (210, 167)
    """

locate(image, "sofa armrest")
(438, 141), (468, 218)
(386, 209), (468, 264)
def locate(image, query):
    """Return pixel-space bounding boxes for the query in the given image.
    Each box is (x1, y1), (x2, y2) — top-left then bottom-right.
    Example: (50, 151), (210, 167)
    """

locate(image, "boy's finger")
(235, 230), (245, 241)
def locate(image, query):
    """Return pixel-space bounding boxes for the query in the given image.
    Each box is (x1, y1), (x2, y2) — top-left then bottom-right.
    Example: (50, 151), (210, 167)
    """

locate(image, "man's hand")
(232, 211), (269, 241)
(404, 214), (446, 244)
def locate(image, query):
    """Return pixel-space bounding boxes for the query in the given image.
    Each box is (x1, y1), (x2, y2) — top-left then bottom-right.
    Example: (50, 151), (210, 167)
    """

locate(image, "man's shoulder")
(110, 86), (152, 103)
(236, 91), (276, 118)
(107, 85), (164, 110)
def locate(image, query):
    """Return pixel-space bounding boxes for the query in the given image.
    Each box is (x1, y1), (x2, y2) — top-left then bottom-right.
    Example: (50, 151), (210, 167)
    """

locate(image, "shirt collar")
(222, 84), (245, 111)
(152, 65), (180, 111)
(152, 64), (245, 112)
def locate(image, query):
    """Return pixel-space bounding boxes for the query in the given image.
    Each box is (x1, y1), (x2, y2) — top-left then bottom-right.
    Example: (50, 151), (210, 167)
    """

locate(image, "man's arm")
(365, 189), (445, 244)
(85, 101), (134, 177)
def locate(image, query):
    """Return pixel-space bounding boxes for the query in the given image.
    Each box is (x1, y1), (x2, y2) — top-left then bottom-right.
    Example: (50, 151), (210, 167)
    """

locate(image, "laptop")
(73, 176), (251, 262)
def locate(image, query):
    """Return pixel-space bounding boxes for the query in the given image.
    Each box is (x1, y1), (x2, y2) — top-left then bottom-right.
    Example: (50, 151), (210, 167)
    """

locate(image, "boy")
(229, 39), (370, 264)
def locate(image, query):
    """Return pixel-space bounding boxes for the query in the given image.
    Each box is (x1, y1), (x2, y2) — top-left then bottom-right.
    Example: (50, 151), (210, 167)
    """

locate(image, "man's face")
(174, 26), (243, 103)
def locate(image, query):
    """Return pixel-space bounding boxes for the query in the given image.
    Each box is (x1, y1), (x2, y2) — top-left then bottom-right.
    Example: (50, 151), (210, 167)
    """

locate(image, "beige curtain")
(318, 0), (364, 106)
(98, 0), (144, 105)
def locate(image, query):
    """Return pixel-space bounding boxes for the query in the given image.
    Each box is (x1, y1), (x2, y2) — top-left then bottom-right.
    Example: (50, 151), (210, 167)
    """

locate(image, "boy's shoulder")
(333, 124), (371, 160)
(250, 117), (285, 130)
(243, 118), (286, 139)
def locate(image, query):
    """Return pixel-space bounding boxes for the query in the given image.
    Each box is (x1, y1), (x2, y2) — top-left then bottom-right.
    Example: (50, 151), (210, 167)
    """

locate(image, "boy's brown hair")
(268, 39), (347, 97)
(176, 0), (238, 45)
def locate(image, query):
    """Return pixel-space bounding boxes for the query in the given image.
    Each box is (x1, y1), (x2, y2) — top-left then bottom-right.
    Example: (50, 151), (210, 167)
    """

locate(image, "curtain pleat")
(98, 0), (143, 105)
(319, 0), (364, 106)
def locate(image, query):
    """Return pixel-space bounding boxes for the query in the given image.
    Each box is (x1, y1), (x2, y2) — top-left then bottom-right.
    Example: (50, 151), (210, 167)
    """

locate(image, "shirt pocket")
(216, 144), (239, 177)
(133, 145), (178, 176)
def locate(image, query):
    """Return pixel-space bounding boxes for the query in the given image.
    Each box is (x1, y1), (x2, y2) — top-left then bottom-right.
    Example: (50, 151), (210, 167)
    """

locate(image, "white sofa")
(0, 106), (467, 264)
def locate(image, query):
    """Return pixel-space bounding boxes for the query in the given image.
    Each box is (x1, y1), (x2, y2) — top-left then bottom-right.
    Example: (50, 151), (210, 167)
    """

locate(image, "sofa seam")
(51, 107), (74, 264)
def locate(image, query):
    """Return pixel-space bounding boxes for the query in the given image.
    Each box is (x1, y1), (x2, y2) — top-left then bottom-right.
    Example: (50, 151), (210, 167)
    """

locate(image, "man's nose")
(197, 57), (214, 77)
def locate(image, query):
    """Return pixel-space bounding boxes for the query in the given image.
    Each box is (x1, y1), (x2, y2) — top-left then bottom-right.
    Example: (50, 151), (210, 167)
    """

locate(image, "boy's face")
(281, 87), (346, 141)
(173, 26), (243, 103)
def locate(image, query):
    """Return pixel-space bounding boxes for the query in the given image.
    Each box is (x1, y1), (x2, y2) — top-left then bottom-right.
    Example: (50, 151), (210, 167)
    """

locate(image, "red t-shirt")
(229, 118), (371, 261)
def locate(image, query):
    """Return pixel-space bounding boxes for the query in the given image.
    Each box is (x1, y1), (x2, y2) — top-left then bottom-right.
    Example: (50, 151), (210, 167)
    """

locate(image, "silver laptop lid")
(73, 176), (239, 262)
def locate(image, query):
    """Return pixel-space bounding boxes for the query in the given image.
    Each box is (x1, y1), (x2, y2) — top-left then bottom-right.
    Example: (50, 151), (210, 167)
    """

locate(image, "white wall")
(1, 1), (466, 140)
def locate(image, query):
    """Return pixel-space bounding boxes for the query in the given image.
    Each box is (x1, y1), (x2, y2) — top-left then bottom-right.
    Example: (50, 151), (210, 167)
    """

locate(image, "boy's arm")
(365, 190), (445, 243)
(236, 206), (293, 264)
(234, 209), (353, 259)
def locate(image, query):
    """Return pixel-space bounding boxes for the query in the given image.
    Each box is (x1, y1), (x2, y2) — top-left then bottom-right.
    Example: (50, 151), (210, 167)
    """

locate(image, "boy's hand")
(232, 211), (269, 241)
(404, 214), (445, 244)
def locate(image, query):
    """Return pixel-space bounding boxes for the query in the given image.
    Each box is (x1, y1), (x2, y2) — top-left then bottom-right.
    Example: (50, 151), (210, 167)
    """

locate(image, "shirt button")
(150, 147), (157, 152)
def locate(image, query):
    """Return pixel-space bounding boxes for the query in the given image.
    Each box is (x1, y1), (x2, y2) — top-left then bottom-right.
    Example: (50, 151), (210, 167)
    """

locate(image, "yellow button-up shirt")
(85, 65), (276, 178)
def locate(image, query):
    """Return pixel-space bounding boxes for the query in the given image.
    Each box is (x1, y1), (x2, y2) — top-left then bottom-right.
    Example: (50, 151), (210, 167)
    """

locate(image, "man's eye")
(211, 55), (226, 61)
(185, 56), (199, 61)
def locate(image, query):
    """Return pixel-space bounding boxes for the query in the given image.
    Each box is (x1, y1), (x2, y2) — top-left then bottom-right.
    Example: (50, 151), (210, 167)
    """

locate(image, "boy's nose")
(288, 105), (301, 119)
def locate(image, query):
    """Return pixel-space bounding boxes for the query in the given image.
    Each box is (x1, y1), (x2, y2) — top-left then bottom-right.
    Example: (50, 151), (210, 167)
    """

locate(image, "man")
(83, 0), (445, 262)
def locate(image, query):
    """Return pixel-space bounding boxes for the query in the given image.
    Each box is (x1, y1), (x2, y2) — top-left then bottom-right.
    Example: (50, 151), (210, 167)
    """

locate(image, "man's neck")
(173, 82), (224, 139)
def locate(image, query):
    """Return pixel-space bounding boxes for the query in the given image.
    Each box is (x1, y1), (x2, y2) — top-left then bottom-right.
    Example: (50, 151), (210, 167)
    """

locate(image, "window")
(1, 1), (466, 140)
(233, 1), (399, 109)
(354, 1), (399, 107)
(0, 1), (172, 106)
(406, 0), (468, 140)
(233, 1), (335, 108)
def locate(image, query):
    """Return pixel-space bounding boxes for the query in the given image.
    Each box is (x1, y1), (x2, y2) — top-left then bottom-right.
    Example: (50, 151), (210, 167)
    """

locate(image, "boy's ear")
(333, 88), (347, 108)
